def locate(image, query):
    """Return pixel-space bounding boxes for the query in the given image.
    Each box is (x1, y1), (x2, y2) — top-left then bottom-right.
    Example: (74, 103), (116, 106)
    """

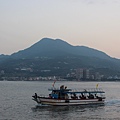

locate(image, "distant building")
(75, 68), (91, 80)
(75, 68), (84, 80)
(94, 72), (103, 80)
(75, 68), (104, 81)
(83, 69), (90, 79)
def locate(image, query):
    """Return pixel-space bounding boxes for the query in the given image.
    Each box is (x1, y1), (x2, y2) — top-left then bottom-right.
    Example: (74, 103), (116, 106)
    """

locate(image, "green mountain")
(11, 38), (111, 59)
(0, 38), (120, 77)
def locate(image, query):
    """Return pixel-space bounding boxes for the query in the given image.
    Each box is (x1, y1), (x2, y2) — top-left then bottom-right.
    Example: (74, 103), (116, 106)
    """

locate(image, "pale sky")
(0, 0), (120, 58)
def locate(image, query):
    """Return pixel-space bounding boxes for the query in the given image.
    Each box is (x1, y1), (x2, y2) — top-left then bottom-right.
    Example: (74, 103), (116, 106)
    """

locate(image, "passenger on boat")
(65, 86), (67, 89)
(95, 94), (102, 101)
(88, 93), (94, 99)
(34, 93), (37, 99)
(95, 94), (98, 98)
(71, 93), (78, 99)
(80, 93), (86, 99)
(60, 85), (64, 90)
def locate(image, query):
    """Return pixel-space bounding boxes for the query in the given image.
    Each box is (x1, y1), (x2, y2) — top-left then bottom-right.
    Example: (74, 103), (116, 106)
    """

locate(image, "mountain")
(0, 38), (120, 78)
(0, 54), (9, 63)
(11, 38), (111, 60)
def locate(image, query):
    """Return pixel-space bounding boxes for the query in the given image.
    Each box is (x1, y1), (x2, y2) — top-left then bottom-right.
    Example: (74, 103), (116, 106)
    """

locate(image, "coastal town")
(0, 68), (120, 81)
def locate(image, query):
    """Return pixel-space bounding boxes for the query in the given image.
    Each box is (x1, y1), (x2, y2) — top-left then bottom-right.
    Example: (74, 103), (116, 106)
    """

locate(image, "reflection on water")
(31, 104), (105, 120)
(32, 104), (105, 112)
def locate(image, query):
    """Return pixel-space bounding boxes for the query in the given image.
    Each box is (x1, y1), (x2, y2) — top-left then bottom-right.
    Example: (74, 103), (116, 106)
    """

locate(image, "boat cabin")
(49, 85), (105, 100)
(49, 85), (71, 99)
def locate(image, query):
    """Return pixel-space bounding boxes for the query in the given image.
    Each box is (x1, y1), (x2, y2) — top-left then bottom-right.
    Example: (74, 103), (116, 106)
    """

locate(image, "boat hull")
(33, 97), (105, 106)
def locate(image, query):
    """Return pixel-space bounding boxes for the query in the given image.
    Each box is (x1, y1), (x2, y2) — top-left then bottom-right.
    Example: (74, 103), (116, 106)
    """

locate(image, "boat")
(32, 84), (105, 106)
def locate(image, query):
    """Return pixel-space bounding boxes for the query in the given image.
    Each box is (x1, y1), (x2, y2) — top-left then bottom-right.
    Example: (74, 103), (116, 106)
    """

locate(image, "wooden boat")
(32, 84), (105, 106)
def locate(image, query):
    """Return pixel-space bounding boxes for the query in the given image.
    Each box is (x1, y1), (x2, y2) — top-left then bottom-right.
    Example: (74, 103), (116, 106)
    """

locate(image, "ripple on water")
(1, 81), (120, 120)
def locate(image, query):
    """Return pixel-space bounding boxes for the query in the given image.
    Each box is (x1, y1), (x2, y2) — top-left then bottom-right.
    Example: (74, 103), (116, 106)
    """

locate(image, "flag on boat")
(52, 80), (56, 87)
(96, 83), (99, 88)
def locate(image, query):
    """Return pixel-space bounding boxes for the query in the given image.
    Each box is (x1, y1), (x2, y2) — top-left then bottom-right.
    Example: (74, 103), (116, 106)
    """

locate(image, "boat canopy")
(64, 90), (105, 94)
(49, 87), (105, 94)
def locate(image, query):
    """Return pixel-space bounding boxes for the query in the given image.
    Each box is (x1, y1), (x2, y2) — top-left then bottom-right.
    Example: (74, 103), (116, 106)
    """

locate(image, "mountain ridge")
(10, 38), (111, 60)
(0, 37), (120, 78)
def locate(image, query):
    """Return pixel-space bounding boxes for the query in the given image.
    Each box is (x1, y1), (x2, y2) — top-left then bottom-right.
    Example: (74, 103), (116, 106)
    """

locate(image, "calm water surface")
(0, 81), (120, 120)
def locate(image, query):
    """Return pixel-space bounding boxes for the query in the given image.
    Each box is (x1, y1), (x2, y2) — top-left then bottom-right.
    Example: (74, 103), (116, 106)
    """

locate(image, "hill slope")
(11, 38), (111, 59)
(0, 38), (120, 78)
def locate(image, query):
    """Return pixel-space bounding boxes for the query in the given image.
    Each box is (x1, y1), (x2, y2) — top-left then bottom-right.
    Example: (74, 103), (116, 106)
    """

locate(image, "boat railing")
(70, 88), (104, 93)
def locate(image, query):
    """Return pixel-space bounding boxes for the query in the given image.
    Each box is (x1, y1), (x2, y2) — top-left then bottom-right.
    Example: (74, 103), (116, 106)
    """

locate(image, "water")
(0, 81), (120, 120)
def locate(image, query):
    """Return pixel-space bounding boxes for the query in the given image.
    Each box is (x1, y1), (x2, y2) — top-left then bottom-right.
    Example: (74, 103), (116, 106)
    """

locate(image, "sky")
(0, 0), (120, 58)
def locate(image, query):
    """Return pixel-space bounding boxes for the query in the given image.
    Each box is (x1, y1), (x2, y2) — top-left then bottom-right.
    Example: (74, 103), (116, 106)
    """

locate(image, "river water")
(0, 81), (120, 120)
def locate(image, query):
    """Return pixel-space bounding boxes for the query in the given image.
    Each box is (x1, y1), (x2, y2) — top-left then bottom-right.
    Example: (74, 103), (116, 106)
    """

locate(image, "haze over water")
(0, 81), (120, 120)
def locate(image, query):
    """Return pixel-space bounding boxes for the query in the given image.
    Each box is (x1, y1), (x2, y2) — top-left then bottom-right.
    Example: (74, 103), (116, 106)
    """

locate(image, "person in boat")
(74, 93), (78, 99)
(95, 94), (102, 101)
(71, 93), (78, 99)
(33, 93), (38, 99)
(88, 93), (94, 99)
(60, 85), (64, 90)
(95, 94), (99, 98)
(80, 93), (86, 99)
(65, 86), (67, 89)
